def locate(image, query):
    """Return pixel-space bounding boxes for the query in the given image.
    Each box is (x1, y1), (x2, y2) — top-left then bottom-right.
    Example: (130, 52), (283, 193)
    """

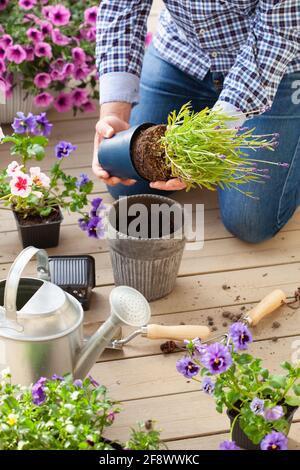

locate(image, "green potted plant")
(0, 1), (98, 123)
(99, 103), (288, 197)
(0, 371), (163, 450)
(0, 112), (93, 248)
(176, 323), (300, 450)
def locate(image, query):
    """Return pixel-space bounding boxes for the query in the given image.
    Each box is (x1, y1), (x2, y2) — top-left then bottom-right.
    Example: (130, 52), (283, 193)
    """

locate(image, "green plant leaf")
(285, 396), (300, 406)
(269, 375), (287, 389)
(27, 144), (45, 161)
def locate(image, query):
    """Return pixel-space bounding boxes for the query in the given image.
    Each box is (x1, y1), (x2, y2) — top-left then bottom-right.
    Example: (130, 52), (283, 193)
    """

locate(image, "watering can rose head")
(176, 322), (300, 450)
(0, 112), (93, 225)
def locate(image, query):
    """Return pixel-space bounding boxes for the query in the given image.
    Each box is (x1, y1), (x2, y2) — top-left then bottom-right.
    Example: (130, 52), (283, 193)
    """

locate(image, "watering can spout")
(73, 286), (151, 379)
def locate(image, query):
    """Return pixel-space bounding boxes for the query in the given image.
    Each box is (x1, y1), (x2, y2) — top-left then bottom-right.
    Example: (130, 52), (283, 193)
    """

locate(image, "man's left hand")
(149, 178), (187, 191)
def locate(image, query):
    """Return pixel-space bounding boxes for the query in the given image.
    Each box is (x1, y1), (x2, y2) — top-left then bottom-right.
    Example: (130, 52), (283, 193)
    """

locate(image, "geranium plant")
(176, 324), (300, 450)
(0, 1), (99, 113)
(0, 112), (93, 223)
(0, 371), (162, 450)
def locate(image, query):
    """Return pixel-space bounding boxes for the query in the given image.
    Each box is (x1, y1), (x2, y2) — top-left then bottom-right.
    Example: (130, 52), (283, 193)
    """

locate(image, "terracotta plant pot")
(99, 123), (154, 181)
(107, 194), (186, 301)
(13, 208), (63, 249)
(227, 404), (298, 450)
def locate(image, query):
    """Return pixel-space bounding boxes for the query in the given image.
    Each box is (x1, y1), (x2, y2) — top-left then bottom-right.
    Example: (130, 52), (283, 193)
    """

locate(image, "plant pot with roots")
(99, 103), (287, 198)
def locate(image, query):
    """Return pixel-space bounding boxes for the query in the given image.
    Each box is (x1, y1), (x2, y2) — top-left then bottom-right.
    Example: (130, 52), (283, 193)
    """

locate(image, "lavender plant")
(162, 103), (287, 197)
(0, 371), (162, 450)
(176, 323), (300, 450)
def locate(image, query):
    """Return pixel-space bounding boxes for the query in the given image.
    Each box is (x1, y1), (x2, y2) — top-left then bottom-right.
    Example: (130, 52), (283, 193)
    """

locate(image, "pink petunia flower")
(26, 28), (43, 43)
(0, 44), (5, 59)
(85, 27), (96, 42)
(48, 5), (71, 26)
(54, 92), (72, 113)
(34, 41), (52, 58)
(7, 161), (24, 177)
(81, 100), (96, 113)
(72, 47), (86, 64)
(51, 28), (70, 46)
(73, 63), (90, 81)
(19, 0), (37, 10)
(24, 45), (35, 61)
(84, 6), (98, 25)
(10, 172), (32, 198)
(71, 88), (89, 107)
(6, 45), (27, 64)
(39, 21), (53, 36)
(41, 5), (51, 19)
(33, 92), (53, 108)
(50, 59), (73, 81)
(0, 0), (9, 12)
(0, 58), (6, 74)
(34, 72), (51, 89)
(0, 34), (13, 48)
(30, 167), (50, 188)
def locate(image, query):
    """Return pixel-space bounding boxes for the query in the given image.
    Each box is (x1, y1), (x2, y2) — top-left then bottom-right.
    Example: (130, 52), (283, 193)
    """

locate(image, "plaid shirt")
(96, 1), (300, 114)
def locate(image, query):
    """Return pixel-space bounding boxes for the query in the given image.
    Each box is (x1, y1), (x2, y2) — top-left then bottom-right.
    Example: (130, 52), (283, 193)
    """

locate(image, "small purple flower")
(260, 431), (288, 450)
(87, 216), (105, 239)
(218, 154), (226, 160)
(12, 112), (36, 134)
(78, 217), (88, 231)
(73, 379), (83, 388)
(176, 356), (200, 378)
(201, 342), (232, 375)
(90, 197), (103, 217)
(202, 376), (215, 395)
(264, 406), (284, 422)
(219, 440), (240, 450)
(107, 411), (115, 423)
(51, 374), (64, 381)
(250, 398), (265, 415)
(88, 375), (99, 387)
(34, 112), (53, 137)
(32, 377), (47, 405)
(55, 141), (77, 159)
(229, 322), (252, 351)
(76, 173), (90, 189)
(184, 338), (206, 356)
(278, 163), (289, 168)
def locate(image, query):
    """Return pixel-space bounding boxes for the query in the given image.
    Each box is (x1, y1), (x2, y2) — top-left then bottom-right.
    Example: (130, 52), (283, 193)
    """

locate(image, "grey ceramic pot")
(107, 194), (186, 301)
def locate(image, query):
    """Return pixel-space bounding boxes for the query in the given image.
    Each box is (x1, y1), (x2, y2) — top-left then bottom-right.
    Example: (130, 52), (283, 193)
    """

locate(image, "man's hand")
(149, 179), (187, 191)
(93, 102), (136, 186)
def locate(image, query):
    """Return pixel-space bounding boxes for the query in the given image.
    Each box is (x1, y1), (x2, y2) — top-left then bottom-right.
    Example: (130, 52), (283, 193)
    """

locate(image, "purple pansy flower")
(32, 377), (47, 405)
(176, 356), (200, 378)
(51, 374), (64, 381)
(12, 112), (36, 134)
(87, 216), (105, 238)
(34, 112), (53, 137)
(202, 376), (215, 395)
(201, 342), (232, 375)
(229, 322), (253, 351)
(184, 337), (207, 356)
(90, 197), (103, 216)
(250, 398), (265, 415)
(260, 431), (288, 450)
(78, 217), (88, 231)
(264, 406), (284, 422)
(55, 141), (77, 159)
(73, 379), (83, 388)
(76, 173), (90, 189)
(219, 440), (241, 450)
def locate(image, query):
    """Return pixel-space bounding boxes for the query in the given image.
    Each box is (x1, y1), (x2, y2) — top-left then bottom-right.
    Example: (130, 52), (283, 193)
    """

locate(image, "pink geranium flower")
(71, 88), (88, 107)
(34, 72), (51, 89)
(6, 45), (27, 64)
(10, 172), (32, 198)
(30, 167), (50, 188)
(33, 92), (53, 108)
(26, 28), (43, 43)
(19, 0), (37, 10)
(54, 92), (72, 112)
(7, 161), (24, 177)
(84, 6), (97, 26)
(0, 34), (13, 48)
(72, 47), (86, 64)
(34, 41), (52, 58)
(51, 28), (70, 46)
(48, 5), (71, 26)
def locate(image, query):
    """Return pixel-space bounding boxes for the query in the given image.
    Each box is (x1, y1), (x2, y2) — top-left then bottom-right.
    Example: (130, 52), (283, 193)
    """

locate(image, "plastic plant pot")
(13, 209), (63, 249)
(98, 123), (154, 181)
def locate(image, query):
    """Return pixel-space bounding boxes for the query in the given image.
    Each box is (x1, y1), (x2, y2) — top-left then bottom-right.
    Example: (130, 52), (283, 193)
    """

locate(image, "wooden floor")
(1, 110), (300, 450)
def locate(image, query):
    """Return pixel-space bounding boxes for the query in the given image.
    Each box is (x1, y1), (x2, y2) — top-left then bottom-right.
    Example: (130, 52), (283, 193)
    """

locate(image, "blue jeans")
(108, 44), (300, 243)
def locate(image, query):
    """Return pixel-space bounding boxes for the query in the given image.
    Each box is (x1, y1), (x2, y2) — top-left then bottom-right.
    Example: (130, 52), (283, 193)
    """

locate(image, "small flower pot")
(227, 404), (298, 450)
(107, 194), (186, 301)
(99, 123), (154, 181)
(13, 208), (63, 249)
(0, 82), (35, 124)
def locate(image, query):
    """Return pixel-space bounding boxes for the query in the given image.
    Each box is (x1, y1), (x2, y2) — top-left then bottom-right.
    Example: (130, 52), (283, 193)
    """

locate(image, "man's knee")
(220, 210), (277, 244)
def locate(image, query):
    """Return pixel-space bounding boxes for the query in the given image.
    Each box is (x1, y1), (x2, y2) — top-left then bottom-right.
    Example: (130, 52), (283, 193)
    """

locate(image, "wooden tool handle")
(246, 289), (286, 326)
(145, 324), (211, 341)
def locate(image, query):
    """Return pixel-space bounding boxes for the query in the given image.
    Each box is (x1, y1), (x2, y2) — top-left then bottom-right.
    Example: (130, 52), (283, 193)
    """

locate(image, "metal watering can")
(0, 247), (151, 385)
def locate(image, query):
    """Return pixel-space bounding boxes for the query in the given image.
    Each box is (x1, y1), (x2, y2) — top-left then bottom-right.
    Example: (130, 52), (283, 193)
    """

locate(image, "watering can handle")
(4, 246), (50, 322)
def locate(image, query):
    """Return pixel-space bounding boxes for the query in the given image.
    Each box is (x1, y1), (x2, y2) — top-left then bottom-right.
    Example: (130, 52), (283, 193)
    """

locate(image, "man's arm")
(217, 0), (300, 116)
(96, 0), (153, 106)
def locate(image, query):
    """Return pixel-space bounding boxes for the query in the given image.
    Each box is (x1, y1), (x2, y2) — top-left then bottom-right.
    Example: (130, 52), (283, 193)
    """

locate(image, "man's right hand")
(93, 102), (136, 186)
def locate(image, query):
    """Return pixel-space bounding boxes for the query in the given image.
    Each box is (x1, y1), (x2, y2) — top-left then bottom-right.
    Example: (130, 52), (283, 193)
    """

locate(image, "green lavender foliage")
(161, 103), (277, 196)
